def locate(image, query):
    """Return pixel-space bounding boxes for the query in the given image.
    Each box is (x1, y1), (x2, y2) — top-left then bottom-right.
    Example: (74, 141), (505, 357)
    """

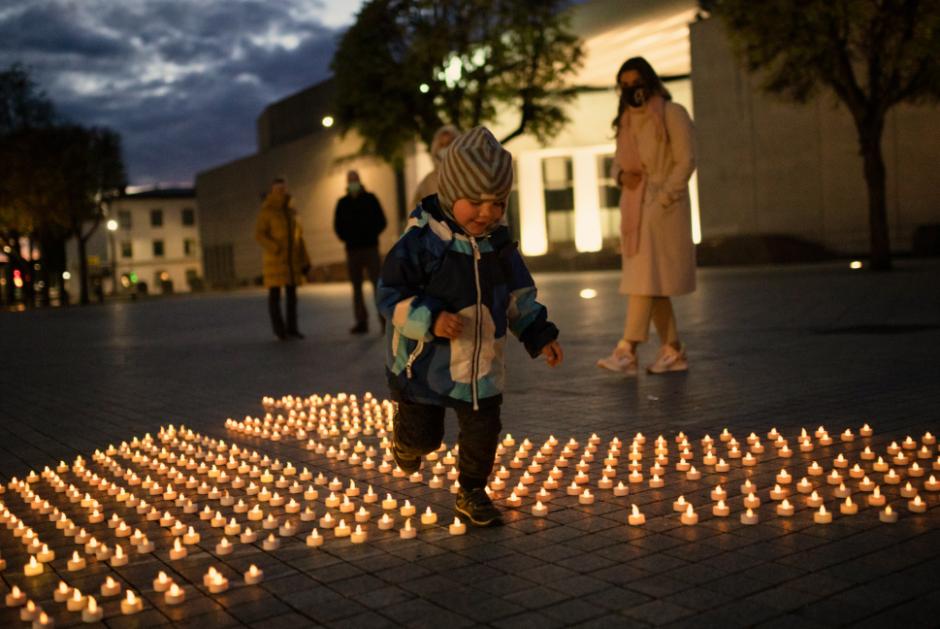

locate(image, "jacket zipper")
(405, 341), (424, 378)
(469, 236), (482, 410)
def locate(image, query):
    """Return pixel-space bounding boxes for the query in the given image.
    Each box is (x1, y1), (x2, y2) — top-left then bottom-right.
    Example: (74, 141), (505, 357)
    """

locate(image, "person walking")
(255, 177), (312, 341)
(411, 125), (461, 209)
(597, 57), (697, 375)
(334, 170), (387, 334)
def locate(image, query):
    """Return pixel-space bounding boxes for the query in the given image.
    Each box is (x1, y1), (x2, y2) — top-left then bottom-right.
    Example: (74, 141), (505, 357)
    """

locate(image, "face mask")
(347, 182), (362, 194)
(624, 84), (648, 108)
(437, 148), (448, 161)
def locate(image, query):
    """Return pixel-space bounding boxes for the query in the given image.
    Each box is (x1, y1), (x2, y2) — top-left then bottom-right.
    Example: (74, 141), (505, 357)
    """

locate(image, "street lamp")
(107, 219), (118, 295)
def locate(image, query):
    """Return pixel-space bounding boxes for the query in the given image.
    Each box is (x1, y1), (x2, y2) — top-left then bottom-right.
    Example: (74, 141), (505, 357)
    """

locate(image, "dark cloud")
(0, 0), (347, 185)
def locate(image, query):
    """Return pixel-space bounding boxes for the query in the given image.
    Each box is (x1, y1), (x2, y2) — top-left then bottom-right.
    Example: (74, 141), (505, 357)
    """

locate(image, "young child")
(377, 126), (563, 526)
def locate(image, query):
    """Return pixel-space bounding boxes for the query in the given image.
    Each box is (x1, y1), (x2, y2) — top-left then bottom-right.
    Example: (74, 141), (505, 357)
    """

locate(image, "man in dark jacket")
(334, 170), (387, 333)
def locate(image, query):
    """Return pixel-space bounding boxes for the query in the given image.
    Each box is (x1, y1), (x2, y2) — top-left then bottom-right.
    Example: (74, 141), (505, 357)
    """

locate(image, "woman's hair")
(612, 57), (672, 133)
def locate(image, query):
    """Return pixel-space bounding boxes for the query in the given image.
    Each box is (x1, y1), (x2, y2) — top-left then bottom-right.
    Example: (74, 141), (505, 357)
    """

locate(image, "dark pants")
(347, 247), (384, 328)
(268, 285), (298, 336)
(394, 401), (502, 490)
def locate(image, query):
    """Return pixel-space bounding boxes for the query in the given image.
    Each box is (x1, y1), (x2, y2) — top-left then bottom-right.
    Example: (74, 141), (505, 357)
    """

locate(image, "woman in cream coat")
(597, 57), (696, 375)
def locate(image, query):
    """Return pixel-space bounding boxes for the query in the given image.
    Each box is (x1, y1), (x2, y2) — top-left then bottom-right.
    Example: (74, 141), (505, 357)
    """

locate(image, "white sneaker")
(597, 341), (638, 375)
(646, 344), (688, 374)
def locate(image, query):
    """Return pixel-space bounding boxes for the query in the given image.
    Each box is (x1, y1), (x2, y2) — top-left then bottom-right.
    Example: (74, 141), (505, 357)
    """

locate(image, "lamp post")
(107, 219), (118, 295)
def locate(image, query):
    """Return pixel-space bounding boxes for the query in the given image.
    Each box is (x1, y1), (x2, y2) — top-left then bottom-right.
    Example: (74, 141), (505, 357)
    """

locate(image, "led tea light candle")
(777, 499), (794, 516)
(909, 496), (927, 513)
(814, 505), (833, 524)
(925, 476), (940, 491)
(807, 491), (823, 508)
(400, 500), (416, 517)
(673, 496), (688, 512)
(208, 572), (229, 594)
(37, 544), (55, 563)
(628, 505), (645, 525)
(878, 505), (898, 522)
(885, 469), (901, 485)
(154, 572), (173, 592)
(899, 482), (918, 498)
(54, 582), (73, 603)
(121, 591), (142, 615)
(861, 447), (875, 460)
(378, 513), (395, 530)
(827, 470), (843, 485)
(818, 432), (833, 446)
(710, 485), (726, 501)
(770, 485), (787, 500)
(306, 529), (324, 547)
(710, 500), (728, 516)
(680, 504), (698, 525)
(649, 475), (664, 489)
(67, 550), (86, 571)
(263, 533), (281, 550)
(873, 457), (889, 472)
(833, 482), (850, 498)
(840, 496), (858, 514)
(579, 490), (595, 505)
(740, 508), (758, 525)
(5, 586), (26, 607)
(169, 538), (187, 560)
(24, 556), (43, 576)
(867, 486), (885, 506)
(100, 576), (121, 598)
(110, 545), (128, 567)
(506, 492), (523, 507)
(400, 518), (417, 539)
(910, 463), (925, 477)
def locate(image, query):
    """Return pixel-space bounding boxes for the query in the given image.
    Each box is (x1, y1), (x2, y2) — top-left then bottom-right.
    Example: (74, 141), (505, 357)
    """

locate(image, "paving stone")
(2, 263), (939, 629)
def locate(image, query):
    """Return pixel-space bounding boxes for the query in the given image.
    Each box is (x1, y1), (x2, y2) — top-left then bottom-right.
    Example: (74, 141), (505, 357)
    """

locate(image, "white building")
(67, 188), (205, 296)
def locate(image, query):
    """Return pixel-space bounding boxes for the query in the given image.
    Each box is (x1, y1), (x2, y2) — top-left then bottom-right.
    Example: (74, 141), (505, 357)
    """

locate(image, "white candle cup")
(740, 508), (759, 525)
(814, 506), (833, 524)
(306, 531), (324, 547)
(121, 592), (143, 615)
(909, 497), (927, 513)
(880, 506), (898, 522)
(245, 565), (264, 585)
(400, 520), (417, 539)
(680, 506), (698, 525)
(777, 500), (794, 516)
(579, 491), (595, 505)
(840, 498), (858, 514)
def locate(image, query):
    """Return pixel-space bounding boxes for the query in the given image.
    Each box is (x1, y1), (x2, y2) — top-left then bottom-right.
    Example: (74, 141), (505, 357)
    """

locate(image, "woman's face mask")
(623, 84), (648, 108)
(437, 148), (448, 161)
(347, 182), (362, 194)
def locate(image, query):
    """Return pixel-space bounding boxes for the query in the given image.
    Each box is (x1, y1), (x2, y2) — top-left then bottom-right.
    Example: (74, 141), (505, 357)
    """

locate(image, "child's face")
(452, 198), (505, 236)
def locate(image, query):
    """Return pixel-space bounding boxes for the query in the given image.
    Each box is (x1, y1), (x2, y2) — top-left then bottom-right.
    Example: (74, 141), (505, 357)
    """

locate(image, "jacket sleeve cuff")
(520, 320), (559, 358)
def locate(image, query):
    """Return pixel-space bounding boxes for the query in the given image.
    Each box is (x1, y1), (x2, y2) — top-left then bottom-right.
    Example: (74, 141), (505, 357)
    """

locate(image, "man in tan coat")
(255, 177), (312, 340)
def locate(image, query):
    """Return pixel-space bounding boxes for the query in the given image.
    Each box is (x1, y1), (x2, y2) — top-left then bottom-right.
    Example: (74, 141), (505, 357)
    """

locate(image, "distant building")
(196, 0), (940, 288)
(67, 188), (204, 296)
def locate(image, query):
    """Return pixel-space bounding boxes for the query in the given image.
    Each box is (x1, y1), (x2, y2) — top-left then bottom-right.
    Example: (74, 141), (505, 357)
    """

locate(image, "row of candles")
(3, 393), (937, 624)
(4, 565), (268, 624)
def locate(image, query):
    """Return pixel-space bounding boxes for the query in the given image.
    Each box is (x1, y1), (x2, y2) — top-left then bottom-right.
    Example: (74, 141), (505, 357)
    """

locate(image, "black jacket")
(333, 190), (387, 252)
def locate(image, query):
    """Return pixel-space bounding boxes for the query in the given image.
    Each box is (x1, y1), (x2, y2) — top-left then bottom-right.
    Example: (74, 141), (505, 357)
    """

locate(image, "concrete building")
(67, 188), (204, 296)
(196, 0), (940, 288)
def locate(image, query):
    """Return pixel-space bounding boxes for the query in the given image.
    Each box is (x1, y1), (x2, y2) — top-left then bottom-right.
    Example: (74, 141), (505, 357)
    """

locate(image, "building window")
(182, 208), (195, 226)
(153, 240), (164, 257)
(542, 156), (575, 246)
(184, 238), (197, 256)
(120, 241), (133, 258)
(151, 209), (163, 227)
(118, 210), (132, 229)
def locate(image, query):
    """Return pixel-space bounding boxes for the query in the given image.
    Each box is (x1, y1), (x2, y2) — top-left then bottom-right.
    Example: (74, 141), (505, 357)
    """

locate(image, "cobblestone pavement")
(1, 261), (939, 629)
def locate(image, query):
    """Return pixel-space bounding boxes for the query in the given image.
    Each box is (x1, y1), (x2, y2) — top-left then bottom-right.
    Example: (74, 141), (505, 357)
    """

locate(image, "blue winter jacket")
(377, 195), (559, 410)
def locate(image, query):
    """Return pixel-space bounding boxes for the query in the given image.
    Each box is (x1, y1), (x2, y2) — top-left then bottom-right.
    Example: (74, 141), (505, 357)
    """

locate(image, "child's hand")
(540, 340), (563, 367)
(433, 312), (465, 339)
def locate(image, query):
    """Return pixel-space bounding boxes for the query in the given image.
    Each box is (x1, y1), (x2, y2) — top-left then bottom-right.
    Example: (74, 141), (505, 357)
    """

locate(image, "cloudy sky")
(0, 0), (366, 186)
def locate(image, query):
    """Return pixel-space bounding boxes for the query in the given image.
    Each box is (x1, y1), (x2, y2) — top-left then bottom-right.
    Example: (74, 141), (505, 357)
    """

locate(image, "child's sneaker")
(455, 487), (503, 526)
(646, 344), (688, 374)
(597, 341), (638, 375)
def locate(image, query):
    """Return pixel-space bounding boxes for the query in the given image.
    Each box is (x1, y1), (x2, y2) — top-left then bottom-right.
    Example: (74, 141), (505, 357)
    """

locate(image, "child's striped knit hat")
(437, 126), (513, 214)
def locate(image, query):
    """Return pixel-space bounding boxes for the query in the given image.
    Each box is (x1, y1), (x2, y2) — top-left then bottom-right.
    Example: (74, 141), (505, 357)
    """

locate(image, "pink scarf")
(617, 95), (665, 257)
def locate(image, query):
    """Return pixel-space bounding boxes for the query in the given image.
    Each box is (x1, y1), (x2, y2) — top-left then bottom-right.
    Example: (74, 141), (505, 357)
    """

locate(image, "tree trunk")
(77, 236), (90, 304)
(857, 113), (892, 271)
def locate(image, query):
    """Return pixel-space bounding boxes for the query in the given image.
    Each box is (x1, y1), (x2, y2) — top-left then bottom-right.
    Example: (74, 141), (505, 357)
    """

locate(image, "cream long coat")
(612, 100), (697, 296)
